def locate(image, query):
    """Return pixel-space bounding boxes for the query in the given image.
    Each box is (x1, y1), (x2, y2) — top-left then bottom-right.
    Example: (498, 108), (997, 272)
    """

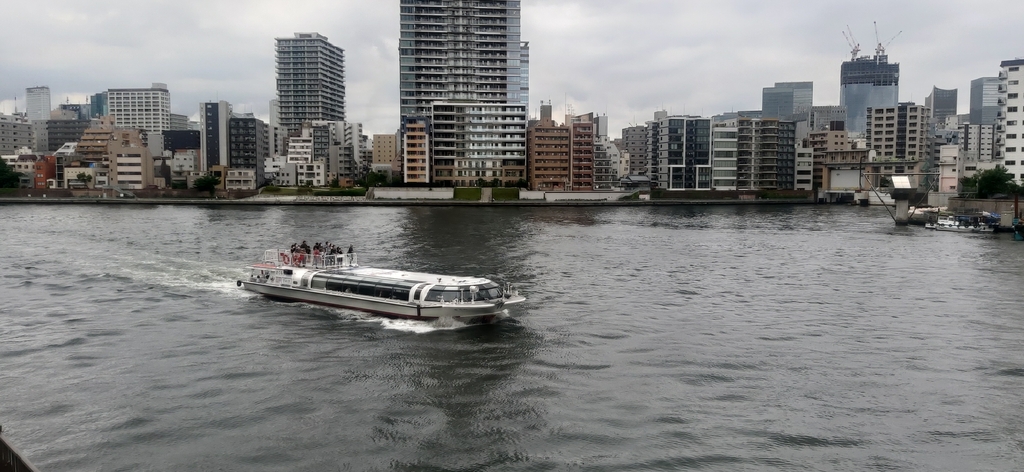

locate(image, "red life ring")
(281, 253), (291, 265)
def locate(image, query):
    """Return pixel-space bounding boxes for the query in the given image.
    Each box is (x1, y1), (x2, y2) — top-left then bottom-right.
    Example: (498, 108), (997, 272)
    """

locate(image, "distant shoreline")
(0, 197), (817, 207)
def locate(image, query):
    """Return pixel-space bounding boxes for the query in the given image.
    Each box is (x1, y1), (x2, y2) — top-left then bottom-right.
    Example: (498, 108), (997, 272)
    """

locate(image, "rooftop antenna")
(842, 25), (861, 60)
(874, 21), (902, 56)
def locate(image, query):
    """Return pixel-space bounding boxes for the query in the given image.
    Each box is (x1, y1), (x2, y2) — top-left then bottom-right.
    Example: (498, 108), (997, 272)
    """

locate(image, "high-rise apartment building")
(866, 103), (929, 164)
(711, 125), (738, 190)
(228, 113), (269, 185)
(201, 101), (231, 171)
(107, 83), (171, 132)
(925, 87), (958, 124)
(971, 77), (1001, 125)
(402, 117), (430, 184)
(527, 103), (569, 191)
(399, 1), (525, 116)
(734, 117), (791, 190)
(961, 124), (996, 162)
(0, 114), (33, 155)
(276, 33), (346, 136)
(569, 114), (595, 191)
(998, 59), (1024, 182)
(430, 102), (527, 187)
(648, 114), (712, 190)
(840, 55), (900, 134)
(762, 82), (813, 120)
(26, 86), (51, 122)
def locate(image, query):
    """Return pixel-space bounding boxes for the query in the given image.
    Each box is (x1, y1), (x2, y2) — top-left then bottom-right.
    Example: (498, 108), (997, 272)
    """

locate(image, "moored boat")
(934, 214), (996, 233)
(238, 250), (525, 324)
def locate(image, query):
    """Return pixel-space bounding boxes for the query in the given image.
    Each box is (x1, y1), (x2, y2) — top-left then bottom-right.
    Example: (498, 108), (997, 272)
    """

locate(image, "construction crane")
(874, 21), (902, 56)
(842, 25), (861, 61)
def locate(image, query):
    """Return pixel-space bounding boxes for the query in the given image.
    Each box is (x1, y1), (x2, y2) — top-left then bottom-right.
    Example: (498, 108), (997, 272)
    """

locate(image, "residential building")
(711, 125), (738, 190)
(402, 117), (430, 184)
(26, 86), (51, 122)
(594, 137), (621, 190)
(961, 124), (996, 163)
(735, 117), (789, 190)
(795, 146), (814, 191)
(295, 161), (326, 187)
(840, 55), (900, 134)
(276, 33), (346, 136)
(398, 1), (525, 117)
(430, 103), (527, 187)
(570, 113), (595, 191)
(650, 114), (712, 190)
(0, 114), (33, 155)
(107, 83), (172, 132)
(309, 121), (363, 181)
(526, 103), (570, 191)
(170, 113), (190, 131)
(108, 131), (155, 189)
(866, 103), (930, 162)
(286, 130), (314, 164)
(228, 113), (269, 186)
(998, 59), (1024, 183)
(970, 77), (1001, 125)
(807, 128), (852, 191)
(43, 111), (91, 153)
(31, 155), (57, 188)
(372, 133), (401, 174)
(762, 82), (813, 120)
(201, 101), (231, 170)
(925, 87), (958, 124)
(621, 125), (649, 176)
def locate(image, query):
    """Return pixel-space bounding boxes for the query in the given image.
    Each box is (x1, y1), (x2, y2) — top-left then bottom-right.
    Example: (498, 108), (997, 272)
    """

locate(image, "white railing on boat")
(261, 249), (358, 269)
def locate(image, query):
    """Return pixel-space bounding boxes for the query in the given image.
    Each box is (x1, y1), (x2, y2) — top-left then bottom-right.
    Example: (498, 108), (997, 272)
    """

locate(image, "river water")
(2, 204), (1024, 471)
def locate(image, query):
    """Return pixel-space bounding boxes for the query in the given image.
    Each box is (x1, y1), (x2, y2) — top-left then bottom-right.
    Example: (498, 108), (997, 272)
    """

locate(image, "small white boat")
(238, 250), (525, 324)
(934, 215), (995, 233)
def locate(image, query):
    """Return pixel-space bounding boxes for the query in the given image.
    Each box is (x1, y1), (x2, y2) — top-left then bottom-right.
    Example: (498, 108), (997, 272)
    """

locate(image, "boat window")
(441, 290), (460, 302)
(311, 276), (327, 290)
(393, 289), (410, 301)
(358, 283), (376, 296)
(427, 288), (444, 302)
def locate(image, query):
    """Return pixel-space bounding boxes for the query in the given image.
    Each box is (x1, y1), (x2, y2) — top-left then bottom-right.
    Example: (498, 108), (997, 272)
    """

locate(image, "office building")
(762, 82), (813, 120)
(925, 87), (958, 124)
(970, 77), (1001, 125)
(999, 59), (1024, 182)
(276, 33), (346, 136)
(809, 106), (848, 132)
(90, 92), (108, 118)
(26, 86), (51, 121)
(108, 83), (171, 132)
(840, 55), (900, 134)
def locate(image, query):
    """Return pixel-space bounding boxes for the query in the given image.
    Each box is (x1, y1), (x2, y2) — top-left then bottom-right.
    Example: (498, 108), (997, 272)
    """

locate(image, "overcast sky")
(2, 0), (1022, 137)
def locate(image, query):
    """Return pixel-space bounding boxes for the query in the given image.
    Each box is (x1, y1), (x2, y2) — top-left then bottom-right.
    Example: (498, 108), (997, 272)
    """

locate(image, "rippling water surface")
(2, 204), (1024, 471)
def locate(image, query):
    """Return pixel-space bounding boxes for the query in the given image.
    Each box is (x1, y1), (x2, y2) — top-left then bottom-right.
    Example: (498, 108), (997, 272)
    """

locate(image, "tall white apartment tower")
(399, 1), (526, 117)
(275, 33), (346, 137)
(998, 59), (1024, 183)
(107, 83), (172, 132)
(26, 86), (51, 121)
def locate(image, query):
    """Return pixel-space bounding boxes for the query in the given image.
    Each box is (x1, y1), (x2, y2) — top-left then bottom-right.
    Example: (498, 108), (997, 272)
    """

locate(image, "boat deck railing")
(261, 250), (358, 269)
(1, 429), (41, 472)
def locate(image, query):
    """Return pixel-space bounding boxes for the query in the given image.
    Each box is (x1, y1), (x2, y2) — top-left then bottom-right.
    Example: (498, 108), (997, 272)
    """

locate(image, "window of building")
(1007, 147), (1017, 153)
(1009, 134), (1018, 139)
(1011, 93), (1020, 99)
(1006, 161), (1017, 166)
(1011, 67), (1021, 72)
(1010, 107), (1019, 113)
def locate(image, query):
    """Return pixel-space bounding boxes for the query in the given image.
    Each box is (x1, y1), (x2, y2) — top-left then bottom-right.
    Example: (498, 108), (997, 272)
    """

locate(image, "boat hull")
(241, 281), (520, 324)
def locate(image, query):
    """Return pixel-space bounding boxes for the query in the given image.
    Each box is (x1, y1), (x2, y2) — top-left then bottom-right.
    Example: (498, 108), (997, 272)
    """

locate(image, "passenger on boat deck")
(348, 245), (354, 254)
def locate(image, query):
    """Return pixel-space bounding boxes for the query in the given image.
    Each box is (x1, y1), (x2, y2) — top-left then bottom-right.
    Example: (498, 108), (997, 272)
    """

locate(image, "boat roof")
(332, 266), (494, 287)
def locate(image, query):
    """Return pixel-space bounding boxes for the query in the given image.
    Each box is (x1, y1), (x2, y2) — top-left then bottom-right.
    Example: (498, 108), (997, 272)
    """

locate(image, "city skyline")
(2, 0), (1023, 136)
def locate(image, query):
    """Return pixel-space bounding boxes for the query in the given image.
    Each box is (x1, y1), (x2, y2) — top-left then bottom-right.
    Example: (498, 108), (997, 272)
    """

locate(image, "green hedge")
(313, 189), (367, 197)
(454, 188), (482, 201)
(492, 188), (519, 201)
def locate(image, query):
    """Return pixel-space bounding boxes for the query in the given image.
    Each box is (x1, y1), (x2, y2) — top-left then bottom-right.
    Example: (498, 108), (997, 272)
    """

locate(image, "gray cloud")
(1, 0), (1022, 137)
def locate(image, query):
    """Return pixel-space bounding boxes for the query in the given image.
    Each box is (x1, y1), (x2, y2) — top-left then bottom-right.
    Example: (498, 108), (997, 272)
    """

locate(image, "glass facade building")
(840, 56), (900, 134)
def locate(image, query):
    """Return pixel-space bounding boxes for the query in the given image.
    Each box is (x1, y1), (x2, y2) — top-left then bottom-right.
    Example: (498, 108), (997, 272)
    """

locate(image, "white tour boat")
(238, 250), (525, 324)
(934, 215), (996, 233)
